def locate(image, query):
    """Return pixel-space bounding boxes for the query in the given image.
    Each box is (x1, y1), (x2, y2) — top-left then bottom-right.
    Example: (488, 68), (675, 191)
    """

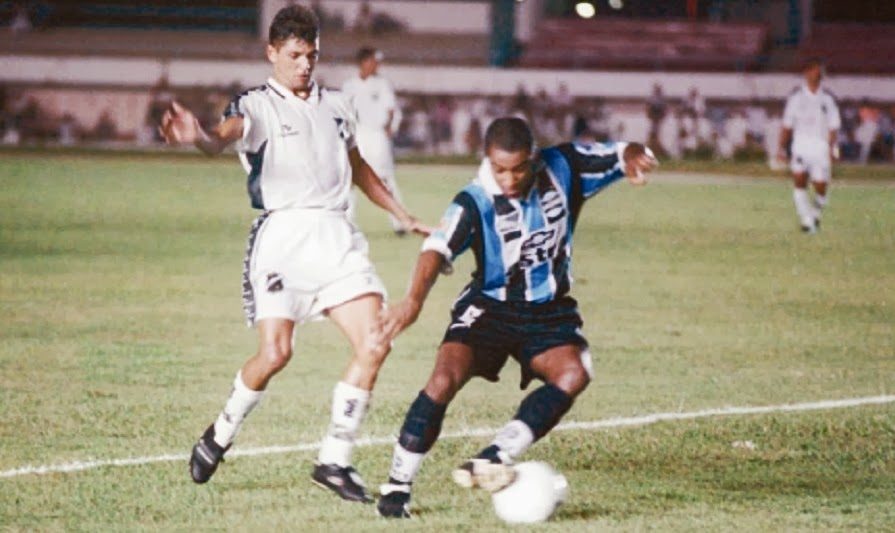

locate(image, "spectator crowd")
(2, 80), (895, 165)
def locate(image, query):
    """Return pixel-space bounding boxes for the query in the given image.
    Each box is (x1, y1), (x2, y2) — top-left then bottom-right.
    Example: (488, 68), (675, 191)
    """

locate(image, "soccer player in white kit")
(159, 5), (429, 503)
(341, 46), (407, 235)
(777, 59), (841, 233)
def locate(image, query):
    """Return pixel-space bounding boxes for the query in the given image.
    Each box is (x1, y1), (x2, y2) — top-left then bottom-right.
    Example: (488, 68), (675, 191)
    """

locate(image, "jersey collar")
(476, 157), (503, 196)
(802, 84), (821, 96)
(267, 77), (321, 104)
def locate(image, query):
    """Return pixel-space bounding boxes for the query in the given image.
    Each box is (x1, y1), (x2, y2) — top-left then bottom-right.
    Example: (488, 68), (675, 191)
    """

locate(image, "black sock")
(397, 391), (447, 454)
(513, 383), (573, 440)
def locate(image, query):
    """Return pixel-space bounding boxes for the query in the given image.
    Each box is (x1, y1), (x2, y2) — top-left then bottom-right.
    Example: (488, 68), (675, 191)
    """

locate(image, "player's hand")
(775, 150), (789, 164)
(830, 144), (841, 162)
(623, 143), (658, 186)
(401, 215), (435, 237)
(159, 101), (201, 146)
(381, 298), (422, 340)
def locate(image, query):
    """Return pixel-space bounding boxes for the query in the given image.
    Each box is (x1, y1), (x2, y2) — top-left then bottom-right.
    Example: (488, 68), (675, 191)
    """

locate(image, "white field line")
(2, 394), (893, 479)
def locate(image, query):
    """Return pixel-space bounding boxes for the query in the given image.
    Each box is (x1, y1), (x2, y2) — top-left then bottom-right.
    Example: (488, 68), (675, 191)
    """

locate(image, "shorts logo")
(450, 304), (484, 330)
(266, 272), (284, 292)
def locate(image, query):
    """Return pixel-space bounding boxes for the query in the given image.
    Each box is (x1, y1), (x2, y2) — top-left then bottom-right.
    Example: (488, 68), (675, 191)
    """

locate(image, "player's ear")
(266, 42), (279, 64)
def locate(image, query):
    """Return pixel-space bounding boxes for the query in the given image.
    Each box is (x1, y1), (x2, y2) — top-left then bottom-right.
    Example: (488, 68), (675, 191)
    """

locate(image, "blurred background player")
(374, 117), (657, 518)
(159, 5), (429, 503)
(777, 59), (841, 233)
(342, 46), (406, 235)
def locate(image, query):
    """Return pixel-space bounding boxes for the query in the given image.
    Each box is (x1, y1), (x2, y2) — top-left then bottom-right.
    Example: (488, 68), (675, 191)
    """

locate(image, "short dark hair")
(269, 5), (319, 47)
(356, 46), (377, 63)
(484, 117), (534, 154)
(803, 56), (825, 71)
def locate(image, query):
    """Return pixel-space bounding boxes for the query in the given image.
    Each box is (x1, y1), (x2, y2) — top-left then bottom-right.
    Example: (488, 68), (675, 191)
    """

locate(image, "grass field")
(1, 154), (894, 531)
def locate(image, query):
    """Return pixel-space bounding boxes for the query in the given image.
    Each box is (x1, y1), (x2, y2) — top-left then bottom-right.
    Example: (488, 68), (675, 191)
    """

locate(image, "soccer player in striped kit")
(375, 117), (657, 518)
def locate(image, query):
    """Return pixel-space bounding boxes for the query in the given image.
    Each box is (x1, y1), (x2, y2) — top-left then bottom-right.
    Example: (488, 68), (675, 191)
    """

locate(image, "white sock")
(213, 371), (264, 448)
(792, 188), (814, 227)
(317, 381), (371, 467)
(388, 443), (426, 484)
(490, 419), (535, 459)
(814, 191), (828, 210)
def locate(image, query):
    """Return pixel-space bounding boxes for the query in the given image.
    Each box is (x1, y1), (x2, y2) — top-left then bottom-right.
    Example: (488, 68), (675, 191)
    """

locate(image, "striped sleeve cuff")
(421, 237), (454, 275)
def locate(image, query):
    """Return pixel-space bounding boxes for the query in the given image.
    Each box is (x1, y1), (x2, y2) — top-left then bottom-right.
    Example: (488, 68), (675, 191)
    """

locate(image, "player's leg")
(454, 344), (591, 491)
(190, 318), (295, 483)
(311, 292), (389, 502)
(378, 342), (476, 518)
(809, 157), (831, 229)
(791, 168), (816, 233)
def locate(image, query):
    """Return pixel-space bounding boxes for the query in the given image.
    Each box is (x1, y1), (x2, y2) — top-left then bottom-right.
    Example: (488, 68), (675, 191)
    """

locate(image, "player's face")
(267, 37), (319, 93)
(359, 57), (378, 77)
(488, 147), (534, 198)
(804, 64), (822, 86)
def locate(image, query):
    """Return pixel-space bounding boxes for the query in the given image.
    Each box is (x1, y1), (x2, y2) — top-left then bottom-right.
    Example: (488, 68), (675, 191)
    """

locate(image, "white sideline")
(2, 394), (893, 479)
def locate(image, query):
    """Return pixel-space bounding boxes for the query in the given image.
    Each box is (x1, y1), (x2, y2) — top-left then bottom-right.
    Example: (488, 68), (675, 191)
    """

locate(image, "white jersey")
(782, 85), (841, 153)
(224, 78), (357, 211)
(341, 74), (398, 133)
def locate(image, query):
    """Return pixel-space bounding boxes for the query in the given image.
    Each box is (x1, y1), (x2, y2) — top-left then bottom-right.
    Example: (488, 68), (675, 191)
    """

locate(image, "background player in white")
(342, 46), (407, 235)
(159, 5), (429, 502)
(777, 59), (841, 233)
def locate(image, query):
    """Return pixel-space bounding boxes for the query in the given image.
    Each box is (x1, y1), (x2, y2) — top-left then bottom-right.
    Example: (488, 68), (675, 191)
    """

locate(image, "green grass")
(1, 155), (893, 531)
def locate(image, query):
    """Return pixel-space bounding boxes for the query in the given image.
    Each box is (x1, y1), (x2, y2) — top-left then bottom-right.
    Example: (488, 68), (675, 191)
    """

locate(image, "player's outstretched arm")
(381, 250), (444, 339)
(159, 101), (244, 156)
(348, 148), (433, 235)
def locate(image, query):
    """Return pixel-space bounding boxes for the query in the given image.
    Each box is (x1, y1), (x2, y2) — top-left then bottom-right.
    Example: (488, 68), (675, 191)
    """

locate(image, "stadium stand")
(0, 26), (489, 64)
(798, 23), (895, 74)
(519, 18), (769, 71)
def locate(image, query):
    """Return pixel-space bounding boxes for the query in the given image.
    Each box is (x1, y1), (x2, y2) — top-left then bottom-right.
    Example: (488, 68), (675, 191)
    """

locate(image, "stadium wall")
(4, 54), (895, 101)
(259, 0), (491, 35)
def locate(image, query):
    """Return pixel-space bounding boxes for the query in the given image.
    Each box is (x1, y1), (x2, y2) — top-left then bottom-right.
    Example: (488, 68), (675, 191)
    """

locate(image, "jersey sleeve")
(826, 94), (841, 131)
(382, 80), (401, 131)
(562, 141), (628, 199)
(782, 94), (796, 129)
(222, 91), (263, 153)
(381, 79), (397, 110)
(334, 92), (358, 151)
(421, 192), (477, 274)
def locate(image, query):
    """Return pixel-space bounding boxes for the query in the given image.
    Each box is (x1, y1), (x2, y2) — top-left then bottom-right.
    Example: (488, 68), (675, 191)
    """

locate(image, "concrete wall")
(5, 54), (895, 101)
(260, 0), (491, 35)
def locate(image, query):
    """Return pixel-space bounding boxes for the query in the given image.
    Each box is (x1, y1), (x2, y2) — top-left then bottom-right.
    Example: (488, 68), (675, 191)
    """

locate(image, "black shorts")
(441, 289), (589, 389)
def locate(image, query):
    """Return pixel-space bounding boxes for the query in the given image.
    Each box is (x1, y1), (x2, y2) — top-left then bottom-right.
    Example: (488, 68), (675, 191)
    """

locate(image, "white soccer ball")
(491, 461), (568, 524)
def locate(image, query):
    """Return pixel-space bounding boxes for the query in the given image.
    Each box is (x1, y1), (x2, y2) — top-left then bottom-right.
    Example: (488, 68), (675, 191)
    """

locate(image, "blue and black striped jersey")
(422, 141), (628, 303)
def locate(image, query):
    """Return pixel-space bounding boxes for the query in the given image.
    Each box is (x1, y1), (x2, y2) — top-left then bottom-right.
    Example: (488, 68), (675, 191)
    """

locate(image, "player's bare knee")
(348, 342), (390, 381)
(258, 341), (292, 374)
(553, 364), (590, 397)
(424, 371), (460, 404)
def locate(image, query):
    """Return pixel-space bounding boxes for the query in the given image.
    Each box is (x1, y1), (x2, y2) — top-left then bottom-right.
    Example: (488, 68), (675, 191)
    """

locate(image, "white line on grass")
(2, 394), (892, 479)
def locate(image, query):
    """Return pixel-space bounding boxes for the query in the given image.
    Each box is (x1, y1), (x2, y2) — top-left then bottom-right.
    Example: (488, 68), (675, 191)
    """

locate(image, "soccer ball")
(491, 461), (568, 524)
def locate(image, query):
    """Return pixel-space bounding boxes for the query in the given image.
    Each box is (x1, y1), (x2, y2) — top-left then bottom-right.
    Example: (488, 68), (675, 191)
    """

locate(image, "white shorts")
(790, 144), (831, 183)
(241, 208), (387, 326)
(356, 127), (395, 179)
